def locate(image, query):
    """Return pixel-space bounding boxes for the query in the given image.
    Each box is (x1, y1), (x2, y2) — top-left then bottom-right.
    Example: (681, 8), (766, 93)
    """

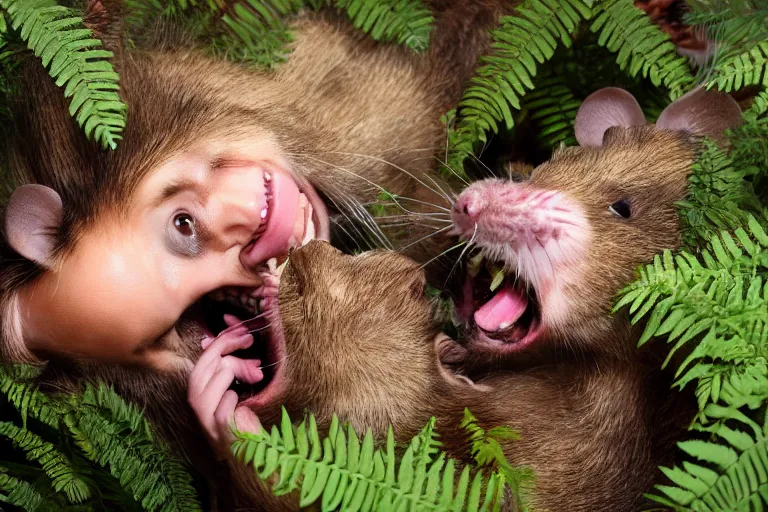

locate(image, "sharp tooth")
(302, 217), (315, 245)
(264, 172), (272, 182)
(499, 322), (511, 330)
(267, 257), (278, 273)
(260, 207), (268, 219)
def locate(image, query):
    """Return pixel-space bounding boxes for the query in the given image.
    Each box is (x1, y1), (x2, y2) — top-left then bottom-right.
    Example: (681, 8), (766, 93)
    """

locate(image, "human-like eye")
(173, 213), (196, 236)
(167, 212), (201, 256)
(609, 199), (632, 219)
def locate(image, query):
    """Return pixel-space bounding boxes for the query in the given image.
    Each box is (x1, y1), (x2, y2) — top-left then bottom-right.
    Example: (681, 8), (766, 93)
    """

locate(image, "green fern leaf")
(589, 0), (693, 100)
(0, 468), (51, 511)
(234, 407), (518, 511)
(0, 0), (127, 150)
(523, 73), (580, 147)
(0, 421), (92, 503)
(326, 0), (434, 53)
(447, 0), (593, 171)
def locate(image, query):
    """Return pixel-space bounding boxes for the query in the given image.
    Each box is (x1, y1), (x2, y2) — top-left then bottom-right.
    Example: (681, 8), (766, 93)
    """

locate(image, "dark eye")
(173, 213), (196, 236)
(609, 199), (632, 219)
(167, 212), (201, 257)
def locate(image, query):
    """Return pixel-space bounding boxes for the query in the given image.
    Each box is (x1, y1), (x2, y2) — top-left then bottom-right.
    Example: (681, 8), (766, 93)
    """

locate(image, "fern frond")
(523, 74), (580, 148)
(678, 137), (762, 248)
(648, 406), (768, 510)
(325, 0), (434, 53)
(447, 0), (593, 170)
(685, 0), (768, 70)
(233, 407), (511, 511)
(65, 383), (203, 512)
(0, 421), (92, 503)
(615, 215), (768, 415)
(0, 468), (49, 511)
(0, 365), (59, 429)
(0, 0), (127, 150)
(590, 0), (693, 100)
(213, 0), (303, 68)
(705, 41), (768, 116)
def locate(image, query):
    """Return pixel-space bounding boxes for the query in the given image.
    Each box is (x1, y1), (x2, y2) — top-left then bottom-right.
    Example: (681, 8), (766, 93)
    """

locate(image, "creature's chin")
(458, 257), (545, 354)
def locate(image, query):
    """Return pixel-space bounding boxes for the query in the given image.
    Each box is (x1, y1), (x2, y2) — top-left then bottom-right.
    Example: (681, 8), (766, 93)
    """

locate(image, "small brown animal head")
(247, 240), (459, 437)
(450, 87), (742, 360)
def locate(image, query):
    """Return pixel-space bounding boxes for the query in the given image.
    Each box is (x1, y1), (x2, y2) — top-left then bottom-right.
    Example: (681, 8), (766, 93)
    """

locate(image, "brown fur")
(1, 1), (518, 507)
(0, 2), (526, 364)
(456, 127), (701, 372)
(225, 240), (693, 511)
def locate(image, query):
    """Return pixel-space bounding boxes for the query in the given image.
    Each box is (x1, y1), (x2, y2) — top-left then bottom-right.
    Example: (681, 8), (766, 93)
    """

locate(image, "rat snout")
(451, 180), (590, 254)
(451, 188), (488, 237)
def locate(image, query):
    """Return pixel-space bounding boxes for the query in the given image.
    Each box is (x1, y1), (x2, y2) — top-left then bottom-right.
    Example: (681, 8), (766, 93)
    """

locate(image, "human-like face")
(21, 136), (330, 370)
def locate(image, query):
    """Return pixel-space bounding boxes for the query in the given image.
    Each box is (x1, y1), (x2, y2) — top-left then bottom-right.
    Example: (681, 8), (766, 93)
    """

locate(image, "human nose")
(209, 170), (266, 247)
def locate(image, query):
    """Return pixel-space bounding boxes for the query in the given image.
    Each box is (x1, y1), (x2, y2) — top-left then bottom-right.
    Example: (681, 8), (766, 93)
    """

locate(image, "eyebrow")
(152, 178), (209, 209)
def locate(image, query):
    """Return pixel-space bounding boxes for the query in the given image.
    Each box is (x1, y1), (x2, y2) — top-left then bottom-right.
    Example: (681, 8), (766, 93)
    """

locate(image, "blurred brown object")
(634, 0), (710, 53)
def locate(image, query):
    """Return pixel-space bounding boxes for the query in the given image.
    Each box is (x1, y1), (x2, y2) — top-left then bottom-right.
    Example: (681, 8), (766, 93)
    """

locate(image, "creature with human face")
(3, 1), (528, 370)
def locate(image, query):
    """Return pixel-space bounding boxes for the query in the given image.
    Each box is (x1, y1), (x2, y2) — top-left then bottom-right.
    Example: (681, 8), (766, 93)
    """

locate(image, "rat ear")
(4, 185), (63, 269)
(574, 88), (647, 147)
(655, 86), (743, 144)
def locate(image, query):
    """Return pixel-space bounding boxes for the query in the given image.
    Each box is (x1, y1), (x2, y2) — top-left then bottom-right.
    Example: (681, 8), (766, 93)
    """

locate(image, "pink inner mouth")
(460, 267), (543, 353)
(241, 167), (331, 270)
(474, 282), (528, 332)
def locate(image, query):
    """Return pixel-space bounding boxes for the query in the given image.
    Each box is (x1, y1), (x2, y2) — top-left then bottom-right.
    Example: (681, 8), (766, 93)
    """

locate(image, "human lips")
(240, 168), (322, 270)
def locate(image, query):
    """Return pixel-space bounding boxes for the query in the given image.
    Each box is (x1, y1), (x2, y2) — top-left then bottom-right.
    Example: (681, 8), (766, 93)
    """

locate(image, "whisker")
(418, 239), (468, 270)
(296, 154), (451, 214)
(321, 150), (453, 206)
(444, 223), (478, 288)
(215, 311), (271, 332)
(433, 156), (469, 187)
(248, 323), (272, 335)
(258, 353), (289, 370)
(398, 225), (453, 252)
(469, 152), (497, 179)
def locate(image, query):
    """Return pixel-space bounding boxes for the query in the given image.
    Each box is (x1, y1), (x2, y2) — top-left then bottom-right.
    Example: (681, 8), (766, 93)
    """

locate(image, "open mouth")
(459, 254), (543, 352)
(179, 168), (324, 410)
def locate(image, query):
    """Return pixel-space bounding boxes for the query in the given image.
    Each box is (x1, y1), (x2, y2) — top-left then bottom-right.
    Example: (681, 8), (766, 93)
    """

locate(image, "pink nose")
(452, 189), (485, 235)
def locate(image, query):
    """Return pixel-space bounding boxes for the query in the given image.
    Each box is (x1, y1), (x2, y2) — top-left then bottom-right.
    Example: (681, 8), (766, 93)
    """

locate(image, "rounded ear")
(574, 88), (647, 147)
(434, 334), (489, 391)
(655, 86), (743, 144)
(4, 185), (63, 269)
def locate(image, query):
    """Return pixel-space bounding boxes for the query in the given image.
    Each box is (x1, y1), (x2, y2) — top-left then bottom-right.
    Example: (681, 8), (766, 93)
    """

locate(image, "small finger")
(221, 356), (264, 384)
(188, 351), (223, 400)
(194, 331), (253, 383)
(196, 366), (235, 433)
(223, 314), (243, 328)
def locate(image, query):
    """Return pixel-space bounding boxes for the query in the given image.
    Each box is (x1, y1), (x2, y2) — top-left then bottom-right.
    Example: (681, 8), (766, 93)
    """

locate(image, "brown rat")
(188, 239), (696, 512)
(448, 86), (744, 370)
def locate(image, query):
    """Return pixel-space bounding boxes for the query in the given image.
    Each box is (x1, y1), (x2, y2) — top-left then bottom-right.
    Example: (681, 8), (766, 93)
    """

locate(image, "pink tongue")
(474, 283), (528, 332)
